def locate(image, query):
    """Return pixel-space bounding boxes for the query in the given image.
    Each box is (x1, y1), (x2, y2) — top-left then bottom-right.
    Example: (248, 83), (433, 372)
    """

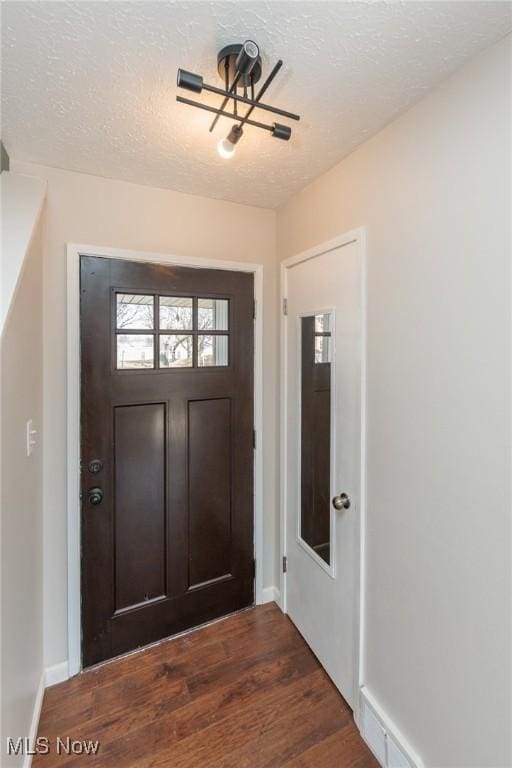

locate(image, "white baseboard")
(45, 660), (70, 688)
(359, 687), (424, 768)
(19, 662), (69, 767)
(22, 671), (45, 768)
(260, 586), (281, 606)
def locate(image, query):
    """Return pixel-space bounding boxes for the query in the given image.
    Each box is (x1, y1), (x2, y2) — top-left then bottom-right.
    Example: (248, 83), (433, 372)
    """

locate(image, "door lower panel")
(110, 577), (254, 660)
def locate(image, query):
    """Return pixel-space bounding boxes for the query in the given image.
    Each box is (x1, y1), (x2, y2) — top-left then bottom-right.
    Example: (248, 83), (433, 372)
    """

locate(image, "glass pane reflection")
(116, 294), (154, 330)
(198, 335), (228, 367)
(159, 297), (193, 330)
(198, 298), (229, 331)
(159, 334), (193, 368)
(117, 335), (154, 369)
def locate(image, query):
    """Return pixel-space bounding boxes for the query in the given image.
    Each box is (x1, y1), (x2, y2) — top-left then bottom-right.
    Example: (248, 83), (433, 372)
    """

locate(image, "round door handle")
(88, 487), (103, 506)
(332, 493), (350, 510)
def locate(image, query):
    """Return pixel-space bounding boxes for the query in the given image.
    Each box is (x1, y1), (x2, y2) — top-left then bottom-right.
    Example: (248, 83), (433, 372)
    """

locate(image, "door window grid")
(115, 293), (230, 370)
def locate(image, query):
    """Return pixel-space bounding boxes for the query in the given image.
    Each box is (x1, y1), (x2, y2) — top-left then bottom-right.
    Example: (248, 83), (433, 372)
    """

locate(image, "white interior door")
(283, 236), (363, 708)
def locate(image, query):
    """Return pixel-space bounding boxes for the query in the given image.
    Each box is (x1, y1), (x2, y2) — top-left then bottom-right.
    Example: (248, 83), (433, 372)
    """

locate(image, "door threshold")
(80, 603), (255, 675)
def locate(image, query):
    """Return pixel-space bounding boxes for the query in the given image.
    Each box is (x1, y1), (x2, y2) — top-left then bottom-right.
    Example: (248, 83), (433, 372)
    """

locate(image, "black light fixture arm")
(209, 69), (243, 133)
(235, 59), (283, 131)
(210, 40), (259, 132)
(177, 95), (273, 132)
(177, 95), (290, 138)
(176, 69), (300, 123)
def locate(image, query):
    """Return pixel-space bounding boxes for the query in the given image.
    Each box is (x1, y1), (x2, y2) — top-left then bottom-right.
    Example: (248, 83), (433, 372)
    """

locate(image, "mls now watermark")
(7, 736), (100, 756)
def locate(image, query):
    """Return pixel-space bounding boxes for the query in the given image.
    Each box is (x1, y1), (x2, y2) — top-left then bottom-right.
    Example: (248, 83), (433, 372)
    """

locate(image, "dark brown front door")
(80, 256), (254, 667)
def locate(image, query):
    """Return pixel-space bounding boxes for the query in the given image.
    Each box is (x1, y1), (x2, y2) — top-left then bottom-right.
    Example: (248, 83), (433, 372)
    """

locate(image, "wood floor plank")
(33, 604), (378, 768)
(39, 637), (228, 737)
(282, 724), (380, 768)
(49, 646), (320, 768)
(149, 670), (344, 768)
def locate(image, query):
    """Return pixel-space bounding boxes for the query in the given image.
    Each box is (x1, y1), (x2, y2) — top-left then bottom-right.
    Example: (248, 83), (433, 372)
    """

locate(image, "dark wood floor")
(34, 603), (378, 767)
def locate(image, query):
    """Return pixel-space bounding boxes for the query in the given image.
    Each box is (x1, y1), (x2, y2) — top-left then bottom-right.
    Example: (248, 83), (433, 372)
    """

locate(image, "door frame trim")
(279, 227), (367, 713)
(67, 243), (264, 677)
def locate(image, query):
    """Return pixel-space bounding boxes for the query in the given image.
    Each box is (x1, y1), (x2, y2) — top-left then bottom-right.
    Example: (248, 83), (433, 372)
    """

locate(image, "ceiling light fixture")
(177, 40), (300, 158)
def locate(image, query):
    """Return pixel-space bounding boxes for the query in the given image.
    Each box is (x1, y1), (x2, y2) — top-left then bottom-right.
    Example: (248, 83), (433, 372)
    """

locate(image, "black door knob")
(88, 487), (103, 506)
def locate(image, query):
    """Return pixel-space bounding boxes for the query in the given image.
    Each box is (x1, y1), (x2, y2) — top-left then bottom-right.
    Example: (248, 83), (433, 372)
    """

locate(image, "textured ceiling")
(1, 1), (511, 208)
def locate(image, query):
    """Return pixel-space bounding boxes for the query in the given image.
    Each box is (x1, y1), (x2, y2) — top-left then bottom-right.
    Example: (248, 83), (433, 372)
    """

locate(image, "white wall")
(277, 36), (511, 768)
(1, 214), (44, 767)
(0, 172), (46, 333)
(7, 161), (277, 671)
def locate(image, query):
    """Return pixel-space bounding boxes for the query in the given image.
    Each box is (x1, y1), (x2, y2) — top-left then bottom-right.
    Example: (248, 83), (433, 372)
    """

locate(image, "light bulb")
(217, 138), (236, 159)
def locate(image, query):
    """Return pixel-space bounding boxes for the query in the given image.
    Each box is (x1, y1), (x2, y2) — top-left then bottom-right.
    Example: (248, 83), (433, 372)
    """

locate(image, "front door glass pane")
(159, 334), (193, 368)
(198, 335), (229, 367)
(117, 334), (154, 369)
(198, 298), (229, 330)
(116, 294), (154, 329)
(159, 297), (193, 330)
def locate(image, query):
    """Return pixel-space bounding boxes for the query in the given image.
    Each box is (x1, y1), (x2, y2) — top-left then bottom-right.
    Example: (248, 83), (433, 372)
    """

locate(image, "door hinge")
(253, 557), (256, 578)
(253, 299), (257, 319)
(282, 555), (287, 573)
(282, 298), (288, 316)
(253, 428), (257, 449)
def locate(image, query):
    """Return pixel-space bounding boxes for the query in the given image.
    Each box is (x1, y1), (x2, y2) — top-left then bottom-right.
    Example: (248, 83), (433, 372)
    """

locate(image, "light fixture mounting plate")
(217, 44), (262, 89)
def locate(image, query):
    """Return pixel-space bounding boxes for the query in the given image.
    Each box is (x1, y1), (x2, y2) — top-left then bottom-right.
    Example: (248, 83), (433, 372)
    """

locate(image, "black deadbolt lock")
(88, 459), (103, 474)
(88, 487), (103, 506)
